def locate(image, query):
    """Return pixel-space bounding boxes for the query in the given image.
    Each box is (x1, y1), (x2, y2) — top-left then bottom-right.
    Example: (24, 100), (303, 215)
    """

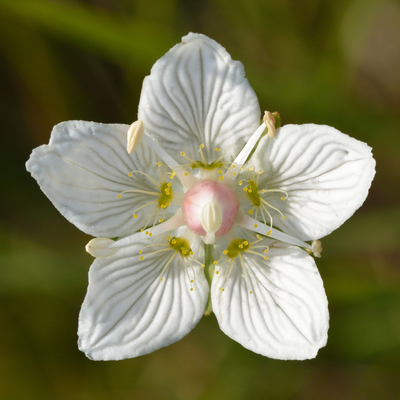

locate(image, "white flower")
(26, 33), (375, 361)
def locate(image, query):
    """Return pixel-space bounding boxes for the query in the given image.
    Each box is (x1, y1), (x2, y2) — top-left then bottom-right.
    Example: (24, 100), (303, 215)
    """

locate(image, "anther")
(127, 120), (144, 154)
(85, 238), (118, 258)
(311, 240), (323, 258)
(263, 111), (276, 138)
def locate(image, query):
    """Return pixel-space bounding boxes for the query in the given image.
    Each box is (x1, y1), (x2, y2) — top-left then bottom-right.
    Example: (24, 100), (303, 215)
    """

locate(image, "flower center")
(181, 179), (239, 243)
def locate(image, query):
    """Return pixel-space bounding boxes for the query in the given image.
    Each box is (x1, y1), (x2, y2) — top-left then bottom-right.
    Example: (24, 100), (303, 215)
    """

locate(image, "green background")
(1, 0), (400, 398)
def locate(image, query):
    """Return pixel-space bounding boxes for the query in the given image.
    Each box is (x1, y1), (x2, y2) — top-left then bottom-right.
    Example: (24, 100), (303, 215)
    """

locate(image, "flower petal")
(138, 32), (261, 163)
(26, 121), (178, 238)
(252, 124), (376, 241)
(212, 241), (329, 360)
(78, 236), (209, 360)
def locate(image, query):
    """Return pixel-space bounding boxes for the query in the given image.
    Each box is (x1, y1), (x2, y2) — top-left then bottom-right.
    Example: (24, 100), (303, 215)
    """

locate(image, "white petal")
(252, 124), (376, 241)
(138, 32), (261, 163)
(212, 241), (329, 360)
(78, 237), (209, 360)
(26, 121), (179, 238)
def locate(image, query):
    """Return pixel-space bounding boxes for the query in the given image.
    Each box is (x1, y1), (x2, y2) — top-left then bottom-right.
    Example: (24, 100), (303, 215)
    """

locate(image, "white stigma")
(201, 202), (223, 244)
(181, 179), (239, 241)
(127, 120), (144, 154)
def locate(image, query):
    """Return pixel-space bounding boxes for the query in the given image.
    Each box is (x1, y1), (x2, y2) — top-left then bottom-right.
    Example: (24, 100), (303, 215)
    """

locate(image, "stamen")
(85, 238), (118, 258)
(198, 144), (208, 165)
(223, 122), (267, 186)
(235, 210), (311, 249)
(142, 134), (197, 189)
(110, 210), (186, 249)
(127, 120), (144, 154)
(263, 111), (276, 138)
(310, 240), (322, 258)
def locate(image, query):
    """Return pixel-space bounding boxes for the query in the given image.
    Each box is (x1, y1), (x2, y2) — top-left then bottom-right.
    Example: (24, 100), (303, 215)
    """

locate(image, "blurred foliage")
(0, 0), (400, 399)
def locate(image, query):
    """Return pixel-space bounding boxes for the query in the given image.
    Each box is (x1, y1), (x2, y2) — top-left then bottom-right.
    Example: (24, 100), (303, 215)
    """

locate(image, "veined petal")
(212, 241), (329, 360)
(252, 124), (376, 241)
(138, 32), (260, 163)
(78, 236), (209, 360)
(26, 121), (178, 238)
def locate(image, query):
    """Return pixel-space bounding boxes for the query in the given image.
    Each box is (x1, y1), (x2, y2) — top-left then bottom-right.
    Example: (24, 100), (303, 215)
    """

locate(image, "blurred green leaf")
(0, 228), (87, 296)
(0, 0), (177, 71)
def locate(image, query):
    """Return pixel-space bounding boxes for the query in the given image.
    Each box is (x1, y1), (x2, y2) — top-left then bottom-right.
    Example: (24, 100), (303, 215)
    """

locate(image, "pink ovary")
(181, 179), (240, 236)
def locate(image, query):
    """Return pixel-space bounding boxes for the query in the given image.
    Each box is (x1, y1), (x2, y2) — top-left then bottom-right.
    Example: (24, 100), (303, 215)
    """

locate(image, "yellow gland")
(176, 145), (237, 179)
(136, 234), (204, 293)
(239, 166), (288, 233)
(168, 236), (192, 256)
(214, 235), (270, 294)
(118, 161), (175, 232)
(224, 239), (250, 258)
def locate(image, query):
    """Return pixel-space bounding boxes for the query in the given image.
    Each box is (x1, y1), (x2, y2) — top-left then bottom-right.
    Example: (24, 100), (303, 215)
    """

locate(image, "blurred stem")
(203, 244), (214, 316)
